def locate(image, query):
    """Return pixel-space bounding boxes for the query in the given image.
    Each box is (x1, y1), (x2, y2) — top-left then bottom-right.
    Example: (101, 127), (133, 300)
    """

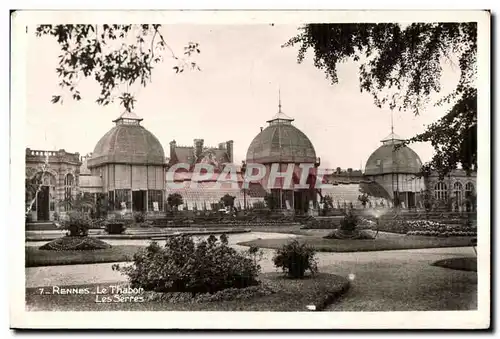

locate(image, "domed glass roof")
(245, 99), (316, 164)
(364, 132), (423, 175)
(87, 111), (165, 168)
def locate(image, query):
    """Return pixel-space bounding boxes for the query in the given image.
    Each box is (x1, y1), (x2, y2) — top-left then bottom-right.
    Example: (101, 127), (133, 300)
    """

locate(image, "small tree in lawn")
(323, 195), (333, 209)
(220, 194), (236, 213)
(273, 240), (318, 279)
(264, 193), (279, 211)
(167, 193), (183, 215)
(421, 188), (435, 218)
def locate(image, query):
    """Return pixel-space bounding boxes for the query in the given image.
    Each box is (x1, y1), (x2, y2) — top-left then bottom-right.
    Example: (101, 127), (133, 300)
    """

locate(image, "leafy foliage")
(264, 193), (279, 210)
(35, 24), (200, 112)
(273, 240), (318, 278)
(357, 193), (369, 207)
(58, 192), (95, 213)
(323, 195), (333, 209)
(133, 212), (146, 223)
(220, 194), (236, 210)
(284, 23), (477, 175)
(62, 211), (91, 236)
(340, 210), (359, 232)
(167, 193), (184, 211)
(113, 234), (260, 294)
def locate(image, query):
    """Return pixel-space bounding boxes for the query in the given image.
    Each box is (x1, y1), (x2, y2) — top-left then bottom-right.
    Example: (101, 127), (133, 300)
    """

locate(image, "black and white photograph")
(9, 9), (490, 329)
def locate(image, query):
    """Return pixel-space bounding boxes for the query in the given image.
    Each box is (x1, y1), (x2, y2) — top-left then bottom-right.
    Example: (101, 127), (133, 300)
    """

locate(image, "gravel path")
(25, 230), (477, 311)
(321, 247), (477, 311)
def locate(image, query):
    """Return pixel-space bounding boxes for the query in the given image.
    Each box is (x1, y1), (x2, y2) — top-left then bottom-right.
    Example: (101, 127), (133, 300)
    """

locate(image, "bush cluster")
(113, 234), (260, 294)
(273, 240), (318, 278)
(340, 211), (358, 232)
(62, 211), (91, 236)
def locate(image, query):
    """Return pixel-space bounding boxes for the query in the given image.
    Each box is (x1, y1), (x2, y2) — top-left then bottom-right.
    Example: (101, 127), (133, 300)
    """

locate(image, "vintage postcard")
(10, 10), (490, 329)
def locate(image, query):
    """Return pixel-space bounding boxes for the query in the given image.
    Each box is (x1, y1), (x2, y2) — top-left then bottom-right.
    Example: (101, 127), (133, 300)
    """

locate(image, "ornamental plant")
(113, 234), (260, 294)
(340, 210), (359, 232)
(62, 211), (91, 237)
(273, 240), (318, 278)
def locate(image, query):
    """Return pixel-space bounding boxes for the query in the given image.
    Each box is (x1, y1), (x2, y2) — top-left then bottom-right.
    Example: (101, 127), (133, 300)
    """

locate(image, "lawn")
(25, 245), (143, 267)
(432, 257), (477, 272)
(25, 272), (349, 311)
(238, 232), (476, 252)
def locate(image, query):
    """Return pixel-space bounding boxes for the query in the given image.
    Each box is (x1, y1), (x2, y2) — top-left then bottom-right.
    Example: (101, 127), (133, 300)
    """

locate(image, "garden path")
(26, 245), (477, 312)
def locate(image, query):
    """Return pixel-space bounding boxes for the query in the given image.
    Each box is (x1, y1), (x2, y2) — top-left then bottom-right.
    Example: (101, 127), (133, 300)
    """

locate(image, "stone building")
(245, 97), (320, 214)
(86, 111), (166, 216)
(425, 170), (477, 212)
(168, 138), (233, 170)
(25, 148), (81, 221)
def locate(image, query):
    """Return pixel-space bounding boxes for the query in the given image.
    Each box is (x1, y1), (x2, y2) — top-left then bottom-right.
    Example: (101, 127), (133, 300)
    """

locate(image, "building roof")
(246, 105), (316, 164)
(87, 112), (165, 168)
(170, 147), (230, 167)
(364, 132), (423, 175)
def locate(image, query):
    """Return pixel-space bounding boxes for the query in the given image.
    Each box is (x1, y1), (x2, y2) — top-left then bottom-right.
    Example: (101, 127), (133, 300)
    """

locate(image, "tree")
(220, 194), (236, 212)
(263, 193), (279, 211)
(323, 195), (333, 209)
(58, 192), (95, 213)
(25, 172), (44, 216)
(421, 187), (435, 218)
(167, 193), (184, 213)
(35, 24), (200, 112)
(284, 23), (477, 177)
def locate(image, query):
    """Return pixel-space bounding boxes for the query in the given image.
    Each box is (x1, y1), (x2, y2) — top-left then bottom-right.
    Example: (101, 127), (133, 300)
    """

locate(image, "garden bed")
(38, 236), (111, 251)
(238, 233), (476, 252)
(25, 272), (350, 311)
(26, 245), (143, 267)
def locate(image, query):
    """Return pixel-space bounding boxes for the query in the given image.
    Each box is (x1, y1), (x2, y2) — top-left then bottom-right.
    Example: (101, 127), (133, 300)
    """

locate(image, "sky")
(25, 24), (461, 170)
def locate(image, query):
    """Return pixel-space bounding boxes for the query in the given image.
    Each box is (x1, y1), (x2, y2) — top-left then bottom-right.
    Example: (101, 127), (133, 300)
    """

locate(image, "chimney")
(194, 139), (204, 160)
(336, 167), (341, 175)
(218, 143), (225, 150)
(226, 140), (234, 163)
(260, 127), (263, 132)
(169, 140), (177, 160)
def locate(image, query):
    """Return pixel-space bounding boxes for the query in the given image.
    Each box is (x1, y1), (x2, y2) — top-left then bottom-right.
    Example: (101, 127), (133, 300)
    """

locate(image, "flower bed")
(39, 236), (112, 251)
(378, 219), (477, 236)
(150, 217), (300, 228)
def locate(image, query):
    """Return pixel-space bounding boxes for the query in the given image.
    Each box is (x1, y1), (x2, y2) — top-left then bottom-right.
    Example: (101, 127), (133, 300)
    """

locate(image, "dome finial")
(278, 87), (282, 113)
(266, 88), (294, 123)
(112, 110), (143, 125)
(391, 110), (394, 135)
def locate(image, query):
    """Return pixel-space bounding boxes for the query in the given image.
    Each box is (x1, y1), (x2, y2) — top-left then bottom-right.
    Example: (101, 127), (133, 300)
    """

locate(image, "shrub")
(273, 240), (318, 278)
(133, 212), (146, 223)
(113, 234), (260, 294)
(62, 211), (90, 237)
(340, 210), (358, 232)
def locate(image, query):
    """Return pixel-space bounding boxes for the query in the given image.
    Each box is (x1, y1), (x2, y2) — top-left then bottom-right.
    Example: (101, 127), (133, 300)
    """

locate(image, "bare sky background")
(26, 24), (461, 170)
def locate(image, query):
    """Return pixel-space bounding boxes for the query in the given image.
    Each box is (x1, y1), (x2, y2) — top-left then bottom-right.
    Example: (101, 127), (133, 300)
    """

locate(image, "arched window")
(465, 182), (475, 197)
(64, 173), (74, 211)
(465, 182), (475, 212)
(434, 182), (448, 201)
(453, 182), (463, 205)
